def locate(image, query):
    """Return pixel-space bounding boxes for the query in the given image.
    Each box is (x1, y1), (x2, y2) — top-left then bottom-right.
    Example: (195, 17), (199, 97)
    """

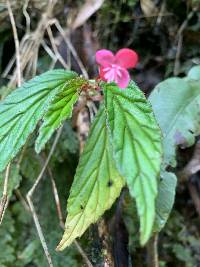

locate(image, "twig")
(48, 167), (64, 228)
(42, 41), (57, 63)
(26, 127), (63, 267)
(178, 141), (200, 183)
(50, 19), (89, 79)
(147, 234), (159, 267)
(156, 0), (166, 26)
(178, 140), (200, 217)
(7, 0), (21, 86)
(47, 26), (69, 69)
(3, 163), (11, 197)
(41, 41), (57, 70)
(5, 0), (58, 86)
(174, 10), (194, 76)
(1, 1), (21, 225)
(27, 198), (54, 267)
(15, 189), (30, 211)
(0, 163), (11, 224)
(188, 181), (200, 217)
(47, 167), (93, 267)
(27, 126), (62, 198)
(174, 34), (183, 76)
(66, 38), (89, 79)
(74, 240), (93, 267)
(23, 0), (31, 34)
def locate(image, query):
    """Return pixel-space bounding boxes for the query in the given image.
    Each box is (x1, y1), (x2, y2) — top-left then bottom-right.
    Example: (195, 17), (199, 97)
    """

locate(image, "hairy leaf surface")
(0, 70), (77, 171)
(57, 107), (125, 251)
(150, 66), (200, 232)
(103, 81), (162, 245)
(154, 171), (177, 232)
(149, 73), (200, 167)
(35, 78), (85, 153)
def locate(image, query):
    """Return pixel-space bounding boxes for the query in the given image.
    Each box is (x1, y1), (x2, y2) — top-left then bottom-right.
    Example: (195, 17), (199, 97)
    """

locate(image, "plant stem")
(147, 234), (159, 267)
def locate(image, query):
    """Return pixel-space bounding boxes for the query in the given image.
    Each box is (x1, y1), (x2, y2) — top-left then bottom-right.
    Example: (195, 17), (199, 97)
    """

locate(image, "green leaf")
(57, 106), (125, 251)
(0, 69), (78, 172)
(149, 76), (200, 167)
(103, 81), (162, 245)
(35, 77), (85, 153)
(154, 171), (177, 232)
(149, 66), (200, 232)
(0, 86), (13, 100)
(187, 65), (200, 80)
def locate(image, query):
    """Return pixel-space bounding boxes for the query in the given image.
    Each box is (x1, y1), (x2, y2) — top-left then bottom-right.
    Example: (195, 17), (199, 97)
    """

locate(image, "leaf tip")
(35, 137), (44, 154)
(56, 235), (71, 251)
(35, 144), (41, 154)
(139, 214), (155, 247)
(140, 233), (149, 247)
(56, 243), (63, 252)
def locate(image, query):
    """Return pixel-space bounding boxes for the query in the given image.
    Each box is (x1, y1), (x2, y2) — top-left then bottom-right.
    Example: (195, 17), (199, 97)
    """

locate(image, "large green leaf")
(103, 81), (162, 245)
(149, 65), (200, 232)
(154, 171), (177, 232)
(57, 106), (125, 251)
(149, 73), (200, 167)
(187, 65), (200, 80)
(35, 77), (85, 153)
(0, 69), (78, 172)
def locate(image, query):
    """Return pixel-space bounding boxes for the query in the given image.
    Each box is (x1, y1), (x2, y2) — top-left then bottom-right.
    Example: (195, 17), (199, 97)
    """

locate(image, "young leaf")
(35, 78), (85, 153)
(149, 76), (200, 167)
(0, 69), (78, 172)
(103, 81), (162, 245)
(57, 107), (125, 251)
(154, 171), (177, 232)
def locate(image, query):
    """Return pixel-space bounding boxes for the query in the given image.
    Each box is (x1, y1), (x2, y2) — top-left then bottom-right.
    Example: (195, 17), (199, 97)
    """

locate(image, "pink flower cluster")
(96, 48), (138, 89)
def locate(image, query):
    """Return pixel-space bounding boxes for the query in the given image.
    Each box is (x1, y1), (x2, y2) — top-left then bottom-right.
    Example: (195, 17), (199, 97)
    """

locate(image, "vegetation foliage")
(0, 0), (200, 266)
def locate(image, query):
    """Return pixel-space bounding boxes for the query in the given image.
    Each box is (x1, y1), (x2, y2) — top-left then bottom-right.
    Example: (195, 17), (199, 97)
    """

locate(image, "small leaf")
(154, 171), (177, 232)
(35, 78), (85, 153)
(103, 81), (162, 245)
(57, 106), (125, 251)
(0, 69), (78, 172)
(149, 75), (200, 167)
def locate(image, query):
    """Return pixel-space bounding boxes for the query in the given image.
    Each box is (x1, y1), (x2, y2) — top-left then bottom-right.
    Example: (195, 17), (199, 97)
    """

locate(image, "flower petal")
(116, 68), (130, 89)
(96, 49), (115, 67)
(115, 48), (138, 69)
(99, 66), (107, 81)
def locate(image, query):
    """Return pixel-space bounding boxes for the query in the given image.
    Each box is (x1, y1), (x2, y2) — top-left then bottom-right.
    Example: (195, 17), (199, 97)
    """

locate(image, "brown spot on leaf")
(107, 180), (113, 187)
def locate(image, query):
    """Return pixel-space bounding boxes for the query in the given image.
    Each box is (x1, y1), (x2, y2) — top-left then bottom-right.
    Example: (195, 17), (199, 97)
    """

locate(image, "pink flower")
(95, 48), (138, 89)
